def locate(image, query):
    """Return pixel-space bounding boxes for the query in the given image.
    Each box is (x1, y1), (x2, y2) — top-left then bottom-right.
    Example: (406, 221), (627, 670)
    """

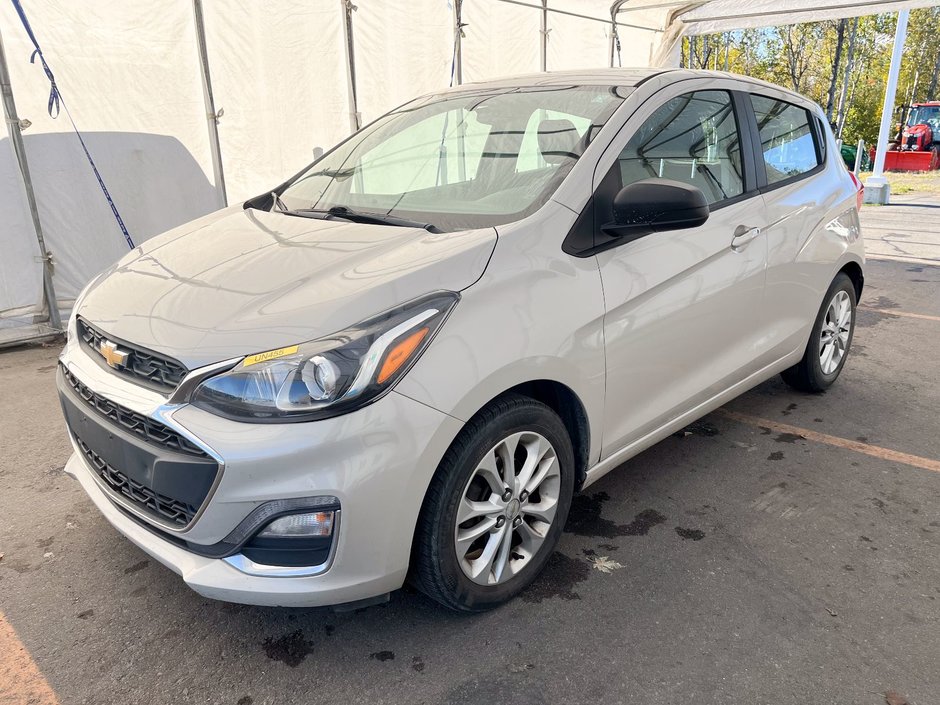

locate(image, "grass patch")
(858, 171), (940, 196)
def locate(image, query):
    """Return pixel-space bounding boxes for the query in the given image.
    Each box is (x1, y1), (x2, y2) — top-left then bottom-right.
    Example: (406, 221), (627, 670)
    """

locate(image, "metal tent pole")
(192, 0), (227, 208)
(865, 9), (909, 205)
(0, 27), (61, 330)
(608, 7), (619, 67)
(540, 0), (549, 72)
(453, 0), (464, 85)
(342, 0), (361, 133)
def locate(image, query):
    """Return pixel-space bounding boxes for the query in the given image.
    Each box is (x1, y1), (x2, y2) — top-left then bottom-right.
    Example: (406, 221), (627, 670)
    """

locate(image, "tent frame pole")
(609, 0), (700, 66)
(342, 0), (361, 132)
(0, 27), (61, 330)
(540, 0), (549, 72)
(453, 0), (464, 85)
(192, 0), (227, 208)
(865, 8), (909, 205)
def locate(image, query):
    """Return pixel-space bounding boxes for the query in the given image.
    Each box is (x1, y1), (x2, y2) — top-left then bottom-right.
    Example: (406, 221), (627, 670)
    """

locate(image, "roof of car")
(458, 68), (672, 89)
(447, 68), (819, 112)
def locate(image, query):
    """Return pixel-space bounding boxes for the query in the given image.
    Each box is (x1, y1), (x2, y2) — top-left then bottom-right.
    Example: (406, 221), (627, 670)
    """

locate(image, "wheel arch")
(428, 378), (593, 494)
(498, 380), (591, 490)
(838, 260), (864, 301)
(408, 377), (593, 575)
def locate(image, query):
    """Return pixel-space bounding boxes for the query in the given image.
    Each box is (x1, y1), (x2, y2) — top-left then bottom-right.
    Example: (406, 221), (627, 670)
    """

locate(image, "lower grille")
(62, 365), (208, 458)
(76, 437), (198, 527)
(59, 366), (220, 532)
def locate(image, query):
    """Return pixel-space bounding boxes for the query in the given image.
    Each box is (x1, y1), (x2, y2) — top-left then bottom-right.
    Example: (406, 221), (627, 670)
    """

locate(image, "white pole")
(192, 0), (227, 208)
(540, 0), (549, 72)
(341, 0), (361, 133)
(0, 27), (61, 331)
(865, 9), (909, 205)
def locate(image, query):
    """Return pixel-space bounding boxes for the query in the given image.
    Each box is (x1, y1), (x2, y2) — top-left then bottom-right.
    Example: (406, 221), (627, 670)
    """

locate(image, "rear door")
(588, 82), (770, 458)
(746, 91), (839, 360)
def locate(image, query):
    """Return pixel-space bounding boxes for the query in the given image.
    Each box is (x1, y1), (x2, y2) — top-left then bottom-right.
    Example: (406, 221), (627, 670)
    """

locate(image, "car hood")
(77, 207), (497, 368)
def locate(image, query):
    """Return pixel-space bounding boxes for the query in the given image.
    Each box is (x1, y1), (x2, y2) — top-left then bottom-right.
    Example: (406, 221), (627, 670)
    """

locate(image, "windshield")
(278, 85), (629, 231)
(907, 105), (940, 128)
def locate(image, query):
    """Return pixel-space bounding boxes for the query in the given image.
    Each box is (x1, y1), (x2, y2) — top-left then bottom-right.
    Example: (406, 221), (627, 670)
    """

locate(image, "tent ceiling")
(665, 0), (940, 34)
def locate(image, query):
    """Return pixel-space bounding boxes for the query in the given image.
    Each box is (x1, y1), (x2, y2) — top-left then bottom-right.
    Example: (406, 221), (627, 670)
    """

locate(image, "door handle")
(731, 225), (761, 251)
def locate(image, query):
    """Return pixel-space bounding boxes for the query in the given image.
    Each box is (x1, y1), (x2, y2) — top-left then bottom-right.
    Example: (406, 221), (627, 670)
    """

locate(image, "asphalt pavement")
(1, 197), (938, 705)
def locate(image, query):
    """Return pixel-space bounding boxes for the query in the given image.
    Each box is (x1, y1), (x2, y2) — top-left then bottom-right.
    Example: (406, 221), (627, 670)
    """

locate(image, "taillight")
(848, 171), (864, 211)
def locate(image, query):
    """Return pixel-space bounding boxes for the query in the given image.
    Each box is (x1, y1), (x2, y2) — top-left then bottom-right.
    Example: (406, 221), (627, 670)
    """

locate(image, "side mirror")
(601, 178), (709, 241)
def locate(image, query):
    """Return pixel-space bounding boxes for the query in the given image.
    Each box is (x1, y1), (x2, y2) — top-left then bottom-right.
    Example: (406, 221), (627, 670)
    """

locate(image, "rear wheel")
(411, 394), (575, 612)
(781, 272), (856, 393)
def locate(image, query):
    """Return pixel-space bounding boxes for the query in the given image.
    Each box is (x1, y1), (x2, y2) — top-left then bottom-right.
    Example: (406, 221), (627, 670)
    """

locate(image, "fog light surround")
(258, 511), (334, 538)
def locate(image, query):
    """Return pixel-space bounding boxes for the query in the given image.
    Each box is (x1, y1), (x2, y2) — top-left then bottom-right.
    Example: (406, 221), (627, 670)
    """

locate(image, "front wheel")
(781, 272), (857, 393)
(411, 394), (575, 612)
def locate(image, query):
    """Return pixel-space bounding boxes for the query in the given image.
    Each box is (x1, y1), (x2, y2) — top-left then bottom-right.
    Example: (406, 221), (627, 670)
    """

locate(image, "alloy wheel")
(454, 431), (560, 586)
(819, 289), (852, 375)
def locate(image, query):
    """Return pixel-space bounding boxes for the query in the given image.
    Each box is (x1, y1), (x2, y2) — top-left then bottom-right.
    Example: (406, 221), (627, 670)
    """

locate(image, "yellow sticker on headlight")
(242, 345), (299, 367)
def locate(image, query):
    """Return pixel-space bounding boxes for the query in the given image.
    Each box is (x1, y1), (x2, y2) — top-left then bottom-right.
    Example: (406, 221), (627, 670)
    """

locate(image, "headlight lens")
(191, 291), (458, 421)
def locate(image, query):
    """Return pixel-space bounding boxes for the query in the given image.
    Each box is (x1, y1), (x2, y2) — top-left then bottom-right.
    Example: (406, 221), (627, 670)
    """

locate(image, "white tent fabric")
(200, 1), (352, 204)
(462, 0), (541, 82)
(1, 1), (214, 316)
(0, 0), (934, 335)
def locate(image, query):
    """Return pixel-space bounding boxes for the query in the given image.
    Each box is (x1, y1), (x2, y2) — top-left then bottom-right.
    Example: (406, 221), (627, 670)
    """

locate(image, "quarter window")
(617, 90), (744, 205)
(752, 96), (820, 185)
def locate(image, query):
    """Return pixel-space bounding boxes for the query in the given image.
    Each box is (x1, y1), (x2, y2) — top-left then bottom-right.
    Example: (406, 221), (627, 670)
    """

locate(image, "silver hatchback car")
(59, 69), (863, 611)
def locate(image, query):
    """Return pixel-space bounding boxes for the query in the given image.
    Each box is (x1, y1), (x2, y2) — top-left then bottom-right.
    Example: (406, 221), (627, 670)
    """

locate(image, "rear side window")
(752, 95), (820, 185)
(617, 90), (744, 205)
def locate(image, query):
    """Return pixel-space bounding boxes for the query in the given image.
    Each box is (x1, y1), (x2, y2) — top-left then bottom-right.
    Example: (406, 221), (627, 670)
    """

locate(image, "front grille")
(77, 317), (187, 392)
(75, 437), (197, 526)
(62, 365), (208, 458)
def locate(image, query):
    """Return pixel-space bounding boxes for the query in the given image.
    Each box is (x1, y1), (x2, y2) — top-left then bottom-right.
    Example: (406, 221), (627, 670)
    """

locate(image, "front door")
(595, 86), (769, 458)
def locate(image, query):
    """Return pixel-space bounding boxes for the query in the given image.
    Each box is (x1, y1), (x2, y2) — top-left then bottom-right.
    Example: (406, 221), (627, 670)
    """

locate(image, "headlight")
(191, 291), (459, 422)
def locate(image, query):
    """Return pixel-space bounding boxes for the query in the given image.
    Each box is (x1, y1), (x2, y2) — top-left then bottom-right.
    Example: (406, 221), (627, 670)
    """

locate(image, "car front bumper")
(59, 330), (463, 607)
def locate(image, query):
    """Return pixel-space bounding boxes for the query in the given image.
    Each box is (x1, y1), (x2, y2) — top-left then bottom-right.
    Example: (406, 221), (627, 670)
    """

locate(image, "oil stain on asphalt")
(370, 651), (395, 662)
(520, 552), (590, 603)
(566, 491), (667, 538)
(523, 494), (670, 602)
(675, 527), (705, 541)
(123, 560), (149, 575)
(262, 629), (314, 667)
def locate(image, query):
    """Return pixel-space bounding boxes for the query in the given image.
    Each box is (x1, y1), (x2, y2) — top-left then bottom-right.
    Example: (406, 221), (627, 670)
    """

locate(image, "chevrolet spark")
(59, 69), (864, 611)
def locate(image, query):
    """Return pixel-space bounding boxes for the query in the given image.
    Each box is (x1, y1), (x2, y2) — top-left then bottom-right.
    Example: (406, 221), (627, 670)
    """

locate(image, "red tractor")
(884, 101), (940, 171)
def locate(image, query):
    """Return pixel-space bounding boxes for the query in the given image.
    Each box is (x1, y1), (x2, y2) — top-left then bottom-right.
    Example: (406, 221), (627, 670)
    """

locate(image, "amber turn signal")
(377, 327), (430, 384)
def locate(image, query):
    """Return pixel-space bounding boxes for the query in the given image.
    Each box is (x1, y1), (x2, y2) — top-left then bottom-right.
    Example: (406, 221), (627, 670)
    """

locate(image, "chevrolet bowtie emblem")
(99, 339), (129, 369)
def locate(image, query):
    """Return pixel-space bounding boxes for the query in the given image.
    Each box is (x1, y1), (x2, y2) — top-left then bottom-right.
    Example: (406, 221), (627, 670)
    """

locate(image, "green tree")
(681, 8), (940, 147)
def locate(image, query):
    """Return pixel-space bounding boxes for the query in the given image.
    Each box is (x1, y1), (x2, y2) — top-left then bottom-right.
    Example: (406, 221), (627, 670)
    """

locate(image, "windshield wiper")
(269, 191), (288, 212)
(307, 167), (357, 180)
(286, 206), (440, 232)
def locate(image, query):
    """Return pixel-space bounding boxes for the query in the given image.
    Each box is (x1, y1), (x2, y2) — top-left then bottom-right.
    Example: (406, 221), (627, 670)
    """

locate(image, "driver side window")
(617, 90), (744, 205)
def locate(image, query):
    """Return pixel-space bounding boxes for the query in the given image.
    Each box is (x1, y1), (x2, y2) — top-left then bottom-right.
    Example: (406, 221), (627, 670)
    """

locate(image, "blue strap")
(10, 0), (135, 249)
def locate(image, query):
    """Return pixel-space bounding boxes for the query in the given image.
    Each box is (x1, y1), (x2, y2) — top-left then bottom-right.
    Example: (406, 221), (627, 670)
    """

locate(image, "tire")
(411, 393), (575, 612)
(781, 272), (857, 393)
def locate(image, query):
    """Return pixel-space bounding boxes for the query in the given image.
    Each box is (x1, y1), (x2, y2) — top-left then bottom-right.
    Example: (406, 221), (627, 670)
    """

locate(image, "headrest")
(537, 119), (580, 165)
